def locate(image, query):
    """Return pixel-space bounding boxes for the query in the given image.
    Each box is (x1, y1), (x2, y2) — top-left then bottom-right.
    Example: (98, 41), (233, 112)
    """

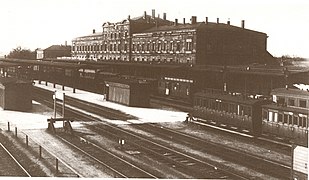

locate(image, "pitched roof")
(44, 45), (71, 51)
(131, 15), (172, 25)
(139, 21), (266, 35)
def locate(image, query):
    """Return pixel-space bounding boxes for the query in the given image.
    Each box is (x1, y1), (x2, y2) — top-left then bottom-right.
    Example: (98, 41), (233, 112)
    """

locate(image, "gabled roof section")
(131, 15), (172, 25)
(102, 14), (173, 28)
(44, 45), (71, 51)
(73, 32), (103, 40)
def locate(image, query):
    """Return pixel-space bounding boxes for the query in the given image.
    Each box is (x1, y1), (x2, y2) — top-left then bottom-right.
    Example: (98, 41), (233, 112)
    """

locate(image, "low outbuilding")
(105, 77), (151, 107)
(0, 77), (32, 111)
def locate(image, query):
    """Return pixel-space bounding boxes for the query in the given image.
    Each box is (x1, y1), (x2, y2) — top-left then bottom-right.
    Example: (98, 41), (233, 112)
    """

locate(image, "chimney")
(227, 19), (230, 25)
(217, 18), (219, 24)
(191, 16), (197, 24)
(183, 18), (186, 24)
(163, 13), (166, 20)
(128, 15), (130, 20)
(174, 19), (178, 26)
(93, 29), (95, 34)
(241, 20), (245, 28)
(65, 41), (67, 46)
(152, 9), (155, 19)
(144, 11), (147, 19)
(205, 17), (208, 24)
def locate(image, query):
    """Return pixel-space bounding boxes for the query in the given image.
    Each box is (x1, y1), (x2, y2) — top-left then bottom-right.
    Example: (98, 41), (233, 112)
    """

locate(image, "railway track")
(33, 87), (246, 178)
(0, 142), (31, 177)
(53, 132), (157, 178)
(130, 123), (292, 179)
(32, 86), (292, 179)
(192, 118), (292, 155)
(48, 103), (240, 178)
(85, 122), (244, 179)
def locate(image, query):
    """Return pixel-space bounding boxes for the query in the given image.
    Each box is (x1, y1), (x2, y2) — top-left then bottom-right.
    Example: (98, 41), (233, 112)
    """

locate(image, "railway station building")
(72, 10), (172, 62)
(71, 9), (275, 66)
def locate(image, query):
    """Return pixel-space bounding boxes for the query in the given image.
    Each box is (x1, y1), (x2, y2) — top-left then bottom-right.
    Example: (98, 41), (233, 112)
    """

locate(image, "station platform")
(33, 80), (187, 124)
(0, 81), (186, 177)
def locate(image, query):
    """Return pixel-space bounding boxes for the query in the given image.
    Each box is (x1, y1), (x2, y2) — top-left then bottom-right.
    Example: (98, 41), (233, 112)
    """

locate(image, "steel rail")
(0, 142), (31, 177)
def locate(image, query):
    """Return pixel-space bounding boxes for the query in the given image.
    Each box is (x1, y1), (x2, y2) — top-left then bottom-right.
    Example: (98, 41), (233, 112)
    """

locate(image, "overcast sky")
(0, 0), (308, 58)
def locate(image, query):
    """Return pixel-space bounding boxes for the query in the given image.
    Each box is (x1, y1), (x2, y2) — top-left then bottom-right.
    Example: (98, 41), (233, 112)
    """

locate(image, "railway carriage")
(193, 89), (268, 135)
(262, 88), (308, 146)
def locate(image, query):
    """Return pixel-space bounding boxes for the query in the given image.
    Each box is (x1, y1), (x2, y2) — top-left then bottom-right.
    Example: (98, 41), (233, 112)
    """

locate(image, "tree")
(7, 46), (35, 59)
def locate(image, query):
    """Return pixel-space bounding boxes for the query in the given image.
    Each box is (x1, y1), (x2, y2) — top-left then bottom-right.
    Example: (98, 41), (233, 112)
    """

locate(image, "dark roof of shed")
(0, 77), (31, 85)
(36, 60), (85, 69)
(105, 77), (150, 85)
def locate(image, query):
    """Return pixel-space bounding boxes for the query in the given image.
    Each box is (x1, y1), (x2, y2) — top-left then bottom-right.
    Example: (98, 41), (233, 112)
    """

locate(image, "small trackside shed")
(0, 77), (32, 111)
(105, 78), (151, 107)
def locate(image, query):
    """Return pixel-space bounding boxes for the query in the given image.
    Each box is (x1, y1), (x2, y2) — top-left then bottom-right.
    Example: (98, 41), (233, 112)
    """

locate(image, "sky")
(0, 0), (308, 58)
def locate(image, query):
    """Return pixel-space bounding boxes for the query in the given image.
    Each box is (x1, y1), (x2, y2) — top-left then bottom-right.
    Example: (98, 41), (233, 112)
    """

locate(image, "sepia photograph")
(0, 0), (308, 179)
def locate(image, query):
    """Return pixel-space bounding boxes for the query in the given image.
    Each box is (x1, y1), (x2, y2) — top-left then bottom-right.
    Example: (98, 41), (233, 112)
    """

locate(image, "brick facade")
(72, 10), (274, 65)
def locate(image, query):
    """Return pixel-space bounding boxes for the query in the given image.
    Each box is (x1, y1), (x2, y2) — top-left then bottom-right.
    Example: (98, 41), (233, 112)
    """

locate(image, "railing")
(2, 121), (82, 177)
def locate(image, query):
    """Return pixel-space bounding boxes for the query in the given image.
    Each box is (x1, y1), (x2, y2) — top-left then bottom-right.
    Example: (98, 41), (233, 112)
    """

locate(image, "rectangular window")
(288, 98), (295, 106)
(274, 112), (278, 122)
(146, 43), (149, 51)
(277, 96), (285, 105)
(302, 116), (308, 128)
(262, 110), (268, 120)
(294, 115), (299, 126)
(284, 114), (288, 124)
(268, 111), (273, 122)
(158, 42), (161, 51)
(299, 99), (307, 108)
(278, 113), (283, 123)
(288, 114), (293, 125)
(186, 39), (193, 51)
(176, 42), (181, 51)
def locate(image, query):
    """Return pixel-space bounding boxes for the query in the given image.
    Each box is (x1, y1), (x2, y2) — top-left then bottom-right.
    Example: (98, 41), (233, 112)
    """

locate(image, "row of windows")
(132, 40), (193, 53)
(132, 57), (193, 64)
(73, 43), (128, 53)
(194, 98), (252, 117)
(100, 31), (128, 40)
(73, 54), (195, 65)
(73, 38), (194, 54)
(263, 110), (308, 128)
(276, 96), (308, 108)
